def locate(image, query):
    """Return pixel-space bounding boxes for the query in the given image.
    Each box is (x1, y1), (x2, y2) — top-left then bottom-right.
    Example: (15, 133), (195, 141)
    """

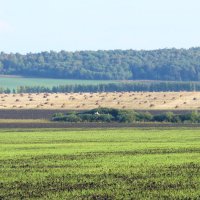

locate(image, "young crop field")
(1, 128), (200, 199)
(0, 76), (116, 90)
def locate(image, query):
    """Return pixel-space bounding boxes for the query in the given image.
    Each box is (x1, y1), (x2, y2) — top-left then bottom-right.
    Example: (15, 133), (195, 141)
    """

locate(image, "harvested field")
(1, 92), (200, 110)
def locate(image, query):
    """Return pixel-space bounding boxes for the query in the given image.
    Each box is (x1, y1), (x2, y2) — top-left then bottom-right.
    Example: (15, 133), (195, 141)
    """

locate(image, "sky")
(0, 0), (200, 53)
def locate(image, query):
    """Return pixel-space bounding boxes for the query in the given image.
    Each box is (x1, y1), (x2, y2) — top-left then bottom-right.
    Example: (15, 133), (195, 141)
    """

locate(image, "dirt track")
(0, 122), (200, 129)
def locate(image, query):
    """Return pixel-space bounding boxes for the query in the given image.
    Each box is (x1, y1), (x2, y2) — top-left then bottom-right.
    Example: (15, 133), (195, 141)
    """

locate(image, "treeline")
(1, 81), (200, 93)
(1, 48), (200, 81)
(52, 108), (200, 123)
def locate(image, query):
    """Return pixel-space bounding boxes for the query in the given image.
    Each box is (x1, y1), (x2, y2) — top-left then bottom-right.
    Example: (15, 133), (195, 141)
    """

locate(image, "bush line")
(52, 108), (200, 123)
(1, 81), (200, 93)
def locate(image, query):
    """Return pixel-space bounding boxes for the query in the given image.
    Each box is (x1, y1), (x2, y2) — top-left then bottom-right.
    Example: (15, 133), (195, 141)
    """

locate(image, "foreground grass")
(0, 129), (200, 199)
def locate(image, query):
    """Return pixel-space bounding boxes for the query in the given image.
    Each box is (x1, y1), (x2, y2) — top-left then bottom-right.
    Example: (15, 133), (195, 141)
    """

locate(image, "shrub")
(97, 114), (114, 122)
(153, 114), (167, 122)
(187, 111), (200, 123)
(52, 113), (65, 121)
(136, 112), (153, 122)
(84, 108), (120, 118)
(165, 112), (175, 122)
(79, 113), (114, 122)
(78, 114), (95, 122)
(64, 114), (81, 122)
(52, 113), (65, 118)
(116, 110), (137, 123)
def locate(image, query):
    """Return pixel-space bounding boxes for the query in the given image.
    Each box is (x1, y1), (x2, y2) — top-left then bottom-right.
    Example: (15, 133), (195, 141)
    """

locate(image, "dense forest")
(1, 48), (200, 81)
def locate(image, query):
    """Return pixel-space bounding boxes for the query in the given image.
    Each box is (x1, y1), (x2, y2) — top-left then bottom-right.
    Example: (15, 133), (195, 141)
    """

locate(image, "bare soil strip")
(0, 122), (200, 129)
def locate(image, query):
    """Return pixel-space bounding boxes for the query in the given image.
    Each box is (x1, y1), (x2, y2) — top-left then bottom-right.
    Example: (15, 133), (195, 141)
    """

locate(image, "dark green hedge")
(1, 80), (200, 94)
(52, 108), (200, 123)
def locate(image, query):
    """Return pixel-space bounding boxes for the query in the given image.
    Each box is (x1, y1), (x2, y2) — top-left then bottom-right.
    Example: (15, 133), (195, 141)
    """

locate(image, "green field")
(1, 128), (200, 199)
(0, 76), (117, 90)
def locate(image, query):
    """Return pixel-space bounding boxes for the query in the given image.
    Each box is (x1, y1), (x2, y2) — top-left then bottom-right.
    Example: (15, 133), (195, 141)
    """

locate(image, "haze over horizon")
(1, 0), (200, 53)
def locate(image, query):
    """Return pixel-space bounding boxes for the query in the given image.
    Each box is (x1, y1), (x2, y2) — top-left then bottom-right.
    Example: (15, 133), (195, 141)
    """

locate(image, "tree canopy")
(1, 48), (200, 81)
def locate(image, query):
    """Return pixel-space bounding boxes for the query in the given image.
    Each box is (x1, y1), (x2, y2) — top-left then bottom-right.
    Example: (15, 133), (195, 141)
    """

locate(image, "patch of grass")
(0, 76), (117, 90)
(0, 129), (200, 199)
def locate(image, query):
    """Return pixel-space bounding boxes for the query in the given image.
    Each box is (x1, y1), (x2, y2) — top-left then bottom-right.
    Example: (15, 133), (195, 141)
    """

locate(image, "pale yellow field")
(1, 92), (200, 110)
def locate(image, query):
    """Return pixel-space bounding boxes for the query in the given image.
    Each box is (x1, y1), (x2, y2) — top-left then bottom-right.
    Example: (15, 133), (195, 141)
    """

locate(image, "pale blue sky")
(0, 0), (199, 53)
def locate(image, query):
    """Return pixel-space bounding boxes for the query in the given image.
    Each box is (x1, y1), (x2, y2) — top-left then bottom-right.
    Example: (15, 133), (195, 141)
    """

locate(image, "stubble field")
(0, 92), (200, 110)
(1, 128), (200, 199)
